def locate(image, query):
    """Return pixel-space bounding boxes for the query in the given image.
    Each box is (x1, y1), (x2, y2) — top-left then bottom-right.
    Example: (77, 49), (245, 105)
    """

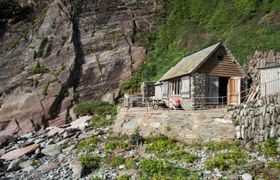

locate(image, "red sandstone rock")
(0, 144), (39, 161)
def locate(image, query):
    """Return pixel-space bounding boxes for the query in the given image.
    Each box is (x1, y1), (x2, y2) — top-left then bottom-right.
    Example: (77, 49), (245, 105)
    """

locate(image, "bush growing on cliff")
(74, 100), (117, 117)
(32, 62), (49, 74)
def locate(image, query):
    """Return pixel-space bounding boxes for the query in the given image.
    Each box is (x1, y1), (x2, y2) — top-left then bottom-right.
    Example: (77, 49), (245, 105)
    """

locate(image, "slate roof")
(160, 42), (222, 81)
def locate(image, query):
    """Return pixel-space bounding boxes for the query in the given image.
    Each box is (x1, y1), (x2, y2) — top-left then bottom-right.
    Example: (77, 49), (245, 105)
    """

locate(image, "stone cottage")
(155, 42), (244, 110)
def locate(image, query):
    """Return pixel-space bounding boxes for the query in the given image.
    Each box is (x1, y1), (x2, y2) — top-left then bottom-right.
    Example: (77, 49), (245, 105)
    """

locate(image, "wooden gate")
(227, 77), (241, 105)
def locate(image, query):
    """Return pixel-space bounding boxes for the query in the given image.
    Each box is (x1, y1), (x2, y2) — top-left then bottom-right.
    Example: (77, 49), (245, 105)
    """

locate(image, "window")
(181, 76), (190, 98)
(217, 52), (224, 61)
(171, 79), (181, 95)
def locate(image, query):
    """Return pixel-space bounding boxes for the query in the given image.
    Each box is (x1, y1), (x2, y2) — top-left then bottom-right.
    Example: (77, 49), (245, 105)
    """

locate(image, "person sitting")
(170, 98), (181, 110)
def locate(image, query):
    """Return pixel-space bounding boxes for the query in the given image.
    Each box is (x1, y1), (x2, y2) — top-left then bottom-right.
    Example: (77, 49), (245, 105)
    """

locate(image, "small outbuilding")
(259, 65), (280, 97)
(155, 42), (244, 110)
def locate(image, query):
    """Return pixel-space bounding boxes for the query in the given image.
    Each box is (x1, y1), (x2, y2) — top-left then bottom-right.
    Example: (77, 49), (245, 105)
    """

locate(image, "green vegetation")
(76, 136), (100, 152)
(204, 140), (239, 151)
(261, 138), (279, 157)
(145, 135), (180, 153)
(205, 148), (248, 171)
(88, 116), (113, 129)
(144, 135), (199, 163)
(118, 176), (130, 180)
(31, 159), (41, 167)
(165, 151), (199, 163)
(105, 137), (131, 151)
(140, 159), (190, 178)
(124, 158), (137, 169)
(79, 154), (101, 170)
(36, 37), (49, 58)
(74, 100), (117, 117)
(124, 0), (280, 92)
(267, 161), (280, 170)
(33, 62), (49, 74)
(103, 155), (125, 168)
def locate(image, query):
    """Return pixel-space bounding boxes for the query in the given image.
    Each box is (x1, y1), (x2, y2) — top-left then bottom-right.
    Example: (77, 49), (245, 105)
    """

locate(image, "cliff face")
(0, 0), (162, 136)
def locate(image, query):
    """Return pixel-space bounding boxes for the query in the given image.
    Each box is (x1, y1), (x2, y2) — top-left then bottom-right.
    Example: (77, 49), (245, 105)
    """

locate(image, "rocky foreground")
(0, 108), (280, 179)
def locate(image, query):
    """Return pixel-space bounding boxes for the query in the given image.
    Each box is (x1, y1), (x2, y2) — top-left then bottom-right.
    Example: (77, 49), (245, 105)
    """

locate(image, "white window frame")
(181, 76), (190, 99)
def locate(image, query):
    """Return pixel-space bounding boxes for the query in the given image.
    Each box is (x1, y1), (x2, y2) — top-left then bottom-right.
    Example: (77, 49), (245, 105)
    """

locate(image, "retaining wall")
(227, 93), (280, 144)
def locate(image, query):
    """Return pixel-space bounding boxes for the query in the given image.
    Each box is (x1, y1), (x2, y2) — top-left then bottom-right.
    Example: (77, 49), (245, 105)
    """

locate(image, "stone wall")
(191, 73), (206, 109)
(227, 93), (280, 144)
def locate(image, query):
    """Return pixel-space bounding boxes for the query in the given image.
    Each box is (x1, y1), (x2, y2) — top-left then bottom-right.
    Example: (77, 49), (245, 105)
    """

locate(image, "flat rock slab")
(114, 108), (235, 142)
(67, 116), (92, 130)
(41, 144), (61, 157)
(78, 129), (105, 140)
(0, 144), (39, 161)
(47, 126), (65, 137)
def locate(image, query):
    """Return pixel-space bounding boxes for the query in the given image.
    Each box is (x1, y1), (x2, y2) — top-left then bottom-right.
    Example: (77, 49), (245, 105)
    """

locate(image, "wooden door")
(227, 77), (241, 105)
(206, 76), (219, 104)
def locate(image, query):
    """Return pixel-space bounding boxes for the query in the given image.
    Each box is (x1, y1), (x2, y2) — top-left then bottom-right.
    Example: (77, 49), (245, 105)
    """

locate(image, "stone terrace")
(114, 107), (235, 142)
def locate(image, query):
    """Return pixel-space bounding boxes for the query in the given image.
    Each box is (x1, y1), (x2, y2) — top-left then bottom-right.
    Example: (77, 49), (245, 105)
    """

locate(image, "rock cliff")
(0, 0), (162, 136)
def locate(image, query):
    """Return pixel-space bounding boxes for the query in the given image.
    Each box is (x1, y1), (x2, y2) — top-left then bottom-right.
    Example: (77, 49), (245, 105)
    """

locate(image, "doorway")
(227, 77), (241, 105)
(219, 77), (228, 104)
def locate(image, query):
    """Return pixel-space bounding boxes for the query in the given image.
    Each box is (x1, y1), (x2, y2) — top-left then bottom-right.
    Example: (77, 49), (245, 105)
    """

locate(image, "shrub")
(37, 37), (49, 58)
(124, 158), (137, 169)
(118, 176), (130, 180)
(130, 133), (144, 146)
(205, 148), (248, 171)
(105, 137), (131, 151)
(79, 154), (100, 170)
(267, 161), (280, 170)
(87, 116), (113, 129)
(261, 138), (279, 157)
(140, 159), (189, 178)
(74, 100), (117, 117)
(205, 140), (239, 151)
(168, 151), (199, 163)
(103, 155), (125, 168)
(33, 62), (48, 74)
(76, 136), (100, 152)
(145, 135), (179, 154)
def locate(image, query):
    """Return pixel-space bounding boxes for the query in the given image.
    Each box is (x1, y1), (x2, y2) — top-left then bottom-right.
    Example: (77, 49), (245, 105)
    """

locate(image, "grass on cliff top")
(122, 0), (280, 93)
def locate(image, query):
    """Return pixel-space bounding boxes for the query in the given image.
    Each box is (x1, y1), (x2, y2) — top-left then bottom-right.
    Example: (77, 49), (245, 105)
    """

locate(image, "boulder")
(67, 116), (91, 131)
(69, 160), (84, 179)
(0, 144), (39, 161)
(41, 144), (61, 157)
(241, 173), (253, 180)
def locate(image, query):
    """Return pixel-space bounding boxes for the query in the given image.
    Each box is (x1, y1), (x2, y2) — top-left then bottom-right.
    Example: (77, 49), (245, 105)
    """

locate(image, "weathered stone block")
(259, 116), (265, 130)
(270, 126), (276, 138)
(241, 125), (245, 139)
(264, 127), (270, 141)
(265, 113), (271, 126)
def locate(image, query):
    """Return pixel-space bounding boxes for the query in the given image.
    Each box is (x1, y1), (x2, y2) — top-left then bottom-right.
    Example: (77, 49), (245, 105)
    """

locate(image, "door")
(227, 77), (241, 105)
(206, 76), (219, 104)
